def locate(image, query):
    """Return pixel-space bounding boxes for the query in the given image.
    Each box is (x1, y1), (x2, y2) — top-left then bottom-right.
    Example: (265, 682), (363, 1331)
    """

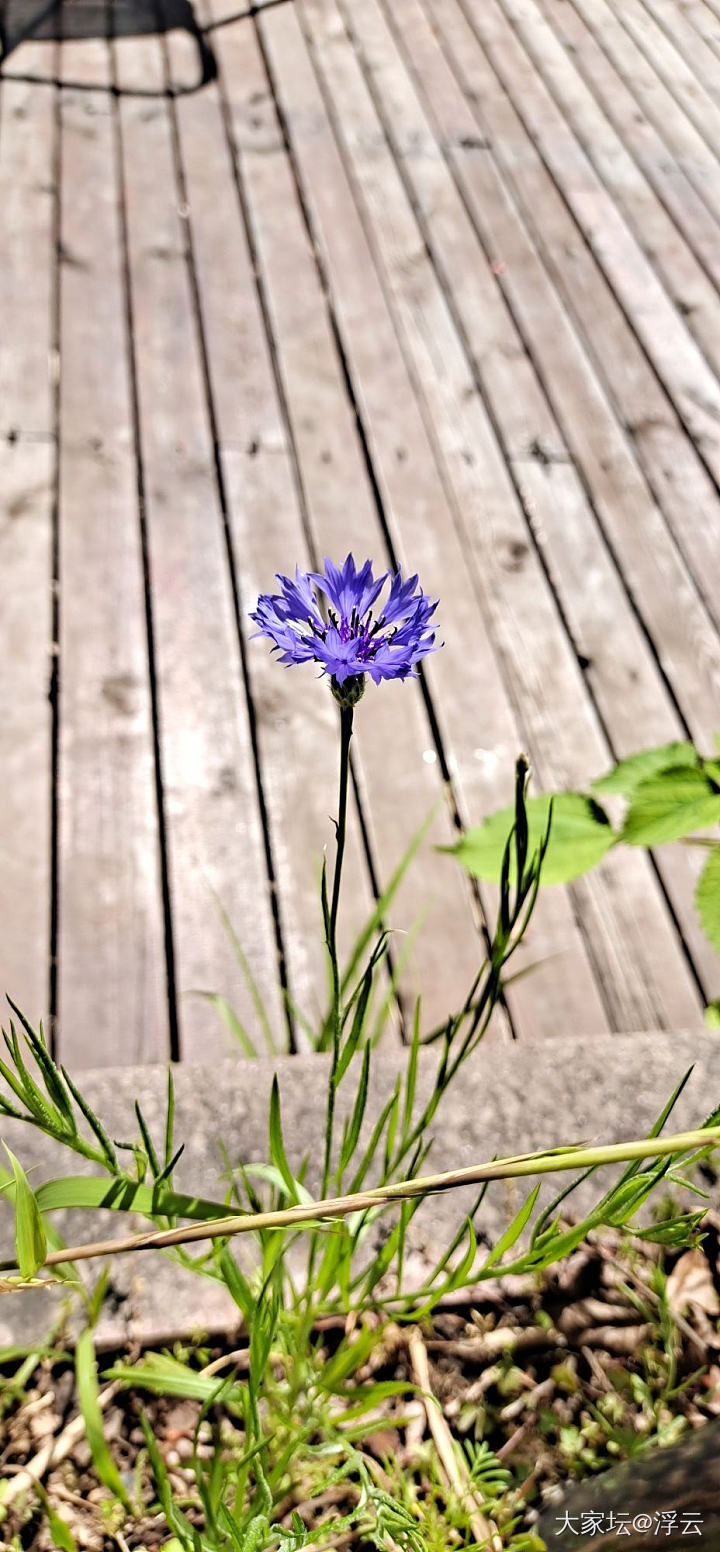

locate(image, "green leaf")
(445, 792), (616, 885)
(334, 956), (376, 1086)
(33, 1480), (76, 1552)
(58, 1065), (118, 1169)
(105, 1351), (243, 1404)
(634, 1212), (706, 1247)
(622, 767), (720, 847)
(135, 1101), (160, 1178)
(592, 742), (698, 796)
(268, 1076), (299, 1203)
(218, 1247), (256, 1326)
(189, 992), (257, 1060)
(705, 1001), (720, 1029)
(697, 847), (720, 956)
(249, 1284), (280, 1397)
(164, 1065), (176, 1173)
(402, 1002), (421, 1145)
(339, 1044), (371, 1175)
(75, 1330), (132, 1509)
(34, 1173), (230, 1220)
(3, 1145), (47, 1277)
(340, 803), (439, 996)
(483, 1185), (540, 1271)
(210, 888), (277, 1056)
(6, 1001), (75, 1131)
(138, 1411), (182, 1533)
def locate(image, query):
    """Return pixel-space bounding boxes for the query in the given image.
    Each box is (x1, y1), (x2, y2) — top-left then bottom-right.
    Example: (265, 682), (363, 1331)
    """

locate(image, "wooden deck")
(2, 0), (720, 1065)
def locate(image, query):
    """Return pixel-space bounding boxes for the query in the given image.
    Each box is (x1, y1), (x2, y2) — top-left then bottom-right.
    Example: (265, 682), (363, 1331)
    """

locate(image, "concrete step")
(1, 1030), (719, 1348)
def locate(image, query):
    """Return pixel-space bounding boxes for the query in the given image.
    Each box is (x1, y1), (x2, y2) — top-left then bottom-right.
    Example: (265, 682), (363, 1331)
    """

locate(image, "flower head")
(250, 554), (439, 702)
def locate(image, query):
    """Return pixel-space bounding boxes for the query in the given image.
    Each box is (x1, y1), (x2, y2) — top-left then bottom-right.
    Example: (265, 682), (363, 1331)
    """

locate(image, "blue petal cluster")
(251, 554), (439, 693)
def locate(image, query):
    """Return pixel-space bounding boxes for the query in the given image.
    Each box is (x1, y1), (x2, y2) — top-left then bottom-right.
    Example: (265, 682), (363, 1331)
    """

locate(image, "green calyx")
(330, 674), (366, 708)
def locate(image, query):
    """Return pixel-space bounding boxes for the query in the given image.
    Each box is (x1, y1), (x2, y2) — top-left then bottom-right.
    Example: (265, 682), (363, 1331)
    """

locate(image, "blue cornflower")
(251, 554), (439, 704)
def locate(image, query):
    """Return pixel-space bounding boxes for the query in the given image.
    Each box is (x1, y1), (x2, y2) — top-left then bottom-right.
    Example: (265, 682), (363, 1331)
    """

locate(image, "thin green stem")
(318, 704), (354, 1243)
(329, 704), (354, 977)
(17, 1126), (720, 1272)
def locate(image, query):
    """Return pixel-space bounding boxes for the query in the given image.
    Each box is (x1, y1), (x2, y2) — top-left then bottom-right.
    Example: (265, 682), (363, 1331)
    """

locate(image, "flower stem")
(329, 704), (354, 963)
(321, 704), (354, 1204)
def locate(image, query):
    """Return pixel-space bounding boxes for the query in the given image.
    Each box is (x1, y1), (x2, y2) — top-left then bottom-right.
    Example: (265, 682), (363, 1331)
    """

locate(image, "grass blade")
(268, 1076), (299, 1203)
(75, 1330), (131, 1509)
(340, 804), (439, 996)
(3, 1145), (46, 1277)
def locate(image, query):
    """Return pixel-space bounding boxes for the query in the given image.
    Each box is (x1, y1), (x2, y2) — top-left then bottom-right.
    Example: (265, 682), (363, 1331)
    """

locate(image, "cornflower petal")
(251, 554), (441, 692)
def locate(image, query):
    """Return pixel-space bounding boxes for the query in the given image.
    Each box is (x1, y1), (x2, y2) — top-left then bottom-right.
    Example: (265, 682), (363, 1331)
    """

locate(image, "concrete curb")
(1, 1030), (719, 1347)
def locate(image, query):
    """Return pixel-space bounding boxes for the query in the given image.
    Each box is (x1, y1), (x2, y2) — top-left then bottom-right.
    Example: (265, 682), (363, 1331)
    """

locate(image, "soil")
(3, 1221), (720, 1552)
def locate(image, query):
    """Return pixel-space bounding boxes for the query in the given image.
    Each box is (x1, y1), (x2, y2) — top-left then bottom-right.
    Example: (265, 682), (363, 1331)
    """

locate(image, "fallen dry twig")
(0, 1383), (120, 1508)
(408, 1326), (502, 1551)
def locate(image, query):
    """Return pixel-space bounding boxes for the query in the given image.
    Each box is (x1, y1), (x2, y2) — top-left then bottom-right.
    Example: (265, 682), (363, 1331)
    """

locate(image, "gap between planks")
(268, 0), (713, 1025)
(162, 0), (514, 1044)
(0, 39), (56, 1030)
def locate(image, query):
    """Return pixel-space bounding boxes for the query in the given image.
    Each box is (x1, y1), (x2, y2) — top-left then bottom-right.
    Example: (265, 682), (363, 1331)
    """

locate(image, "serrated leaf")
(3, 1145), (47, 1277)
(444, 792), (616, 885)
(592, 742), (698, 796)
(622, 767), (720, 847)
(696, 847), (720, 956)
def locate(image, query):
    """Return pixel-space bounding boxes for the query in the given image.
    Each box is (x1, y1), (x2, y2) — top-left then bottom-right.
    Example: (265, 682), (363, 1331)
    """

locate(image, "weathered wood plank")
(190, 9), (614, 1042)
(681, 0), (720, 61)
(295, 0), (714, 1026)
(261, 0), (706, 1032)
(338, 0), (717, 996)
(256, 6), (625, 1044)
(564, 0), (720, 229)
(155, 10), (383, 1039)
(0, 41), (55, 1028)
(0, 49), (55, 442)
(0, 441), (53, 1029)
(4, 0), (719, 1057)
(481, 0), (720, 622)
(418, 0), (720, 738)
(641, 0), (720, 88)
(492, 0), (720, 385)
(196, 8), (517, 1041)
(456, 0), (720, 496)
(56, 32), (169, 1067)
(112, 29), (286, 1061)
(533, 0), (720, 295)
(611, 0), (720, 158)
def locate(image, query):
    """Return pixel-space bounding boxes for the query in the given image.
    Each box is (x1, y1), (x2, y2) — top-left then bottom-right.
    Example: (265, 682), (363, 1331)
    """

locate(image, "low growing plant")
(1, 556), (719, 1550)
(442, 737), (720, 1019)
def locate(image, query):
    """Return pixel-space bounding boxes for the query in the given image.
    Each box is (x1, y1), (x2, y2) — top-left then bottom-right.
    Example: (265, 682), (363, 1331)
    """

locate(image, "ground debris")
(1, 1226), (720, 1549)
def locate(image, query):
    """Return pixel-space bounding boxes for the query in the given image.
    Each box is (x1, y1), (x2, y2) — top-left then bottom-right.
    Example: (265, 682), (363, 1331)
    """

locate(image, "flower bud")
(330, 674), (366, 708)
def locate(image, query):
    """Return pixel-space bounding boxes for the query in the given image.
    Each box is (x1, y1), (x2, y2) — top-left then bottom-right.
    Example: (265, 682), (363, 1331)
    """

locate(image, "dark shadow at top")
(0, 0), (217, 90)
(0, 0), (290, 95)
